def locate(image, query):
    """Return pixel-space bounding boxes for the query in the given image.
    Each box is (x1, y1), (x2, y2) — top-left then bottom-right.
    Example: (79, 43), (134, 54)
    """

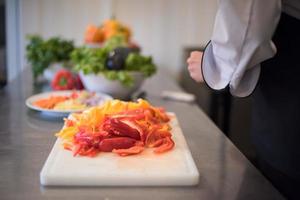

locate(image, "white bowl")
(79, 71), (145, 99)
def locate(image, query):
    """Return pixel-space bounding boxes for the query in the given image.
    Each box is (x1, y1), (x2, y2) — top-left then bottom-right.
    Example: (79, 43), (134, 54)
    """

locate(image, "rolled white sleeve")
(202, 0), (281, 97)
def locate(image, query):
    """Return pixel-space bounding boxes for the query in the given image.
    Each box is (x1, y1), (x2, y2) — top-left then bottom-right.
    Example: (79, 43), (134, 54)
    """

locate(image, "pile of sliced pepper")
(56, 99), (175, 157)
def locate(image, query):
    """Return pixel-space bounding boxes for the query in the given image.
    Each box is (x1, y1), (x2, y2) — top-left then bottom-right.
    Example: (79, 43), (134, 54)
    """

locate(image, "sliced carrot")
(33, 95), (68, 109)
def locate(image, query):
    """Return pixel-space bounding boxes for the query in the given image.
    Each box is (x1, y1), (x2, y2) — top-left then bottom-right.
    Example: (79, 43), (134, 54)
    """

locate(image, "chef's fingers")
(187, 51), (203, 64)
(187, 64), (197, 72)
(189, 71), (202, 82)
(190, 51), (202, 59)
(187, 57), (200, 64)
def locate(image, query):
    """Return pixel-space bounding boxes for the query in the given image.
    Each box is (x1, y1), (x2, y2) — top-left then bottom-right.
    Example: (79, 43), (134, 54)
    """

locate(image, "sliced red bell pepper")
(102, 118), (141, 140)
(154, 137), (175, 154)
(99, 137), (137, 152)
(112, 145), (144, 156)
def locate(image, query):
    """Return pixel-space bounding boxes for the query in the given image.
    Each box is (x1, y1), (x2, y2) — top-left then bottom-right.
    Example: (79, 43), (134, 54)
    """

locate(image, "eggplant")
(105, 47), (139, 70)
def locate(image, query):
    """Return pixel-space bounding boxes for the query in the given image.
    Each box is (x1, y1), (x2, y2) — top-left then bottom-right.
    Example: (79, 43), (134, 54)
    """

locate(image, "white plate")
(26, 90), (112, 116)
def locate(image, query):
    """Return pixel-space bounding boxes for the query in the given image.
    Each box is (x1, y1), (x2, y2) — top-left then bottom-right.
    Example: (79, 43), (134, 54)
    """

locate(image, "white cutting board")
(40, 113), (199, 186)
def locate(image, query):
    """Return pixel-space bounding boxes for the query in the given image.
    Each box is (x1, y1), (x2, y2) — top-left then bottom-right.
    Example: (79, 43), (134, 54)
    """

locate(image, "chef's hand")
(187, 51), (204, 82)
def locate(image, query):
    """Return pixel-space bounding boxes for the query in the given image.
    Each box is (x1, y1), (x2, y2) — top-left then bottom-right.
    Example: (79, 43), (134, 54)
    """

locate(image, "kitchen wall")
(20, 0), (218, 76)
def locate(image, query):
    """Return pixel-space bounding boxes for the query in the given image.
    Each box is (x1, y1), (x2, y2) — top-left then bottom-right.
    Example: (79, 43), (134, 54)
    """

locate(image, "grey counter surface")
(0, 69), (284, 200)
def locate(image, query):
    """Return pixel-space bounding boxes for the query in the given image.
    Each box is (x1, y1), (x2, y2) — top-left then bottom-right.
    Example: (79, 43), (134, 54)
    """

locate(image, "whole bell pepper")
(51, 69), (75, 90)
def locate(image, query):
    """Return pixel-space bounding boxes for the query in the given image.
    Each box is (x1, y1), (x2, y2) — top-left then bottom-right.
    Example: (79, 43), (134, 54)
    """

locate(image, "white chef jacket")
(202, 0), (300, 97)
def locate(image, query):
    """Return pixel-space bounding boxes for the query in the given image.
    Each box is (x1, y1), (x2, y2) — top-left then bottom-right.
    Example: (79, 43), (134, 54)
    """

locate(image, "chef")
(187, 0), (300, 199)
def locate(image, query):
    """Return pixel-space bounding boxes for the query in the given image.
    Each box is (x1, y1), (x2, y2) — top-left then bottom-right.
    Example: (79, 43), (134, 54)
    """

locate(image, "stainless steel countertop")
(0, 69), (284, 200)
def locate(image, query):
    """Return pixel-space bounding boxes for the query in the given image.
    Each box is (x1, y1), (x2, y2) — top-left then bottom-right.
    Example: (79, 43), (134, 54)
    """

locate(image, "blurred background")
(17, 0), (217, 81)
(0, 0), (254, 163)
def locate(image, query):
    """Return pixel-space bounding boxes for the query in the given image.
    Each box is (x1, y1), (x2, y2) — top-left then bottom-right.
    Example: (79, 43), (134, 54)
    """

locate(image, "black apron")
(251, 12), (300, 198)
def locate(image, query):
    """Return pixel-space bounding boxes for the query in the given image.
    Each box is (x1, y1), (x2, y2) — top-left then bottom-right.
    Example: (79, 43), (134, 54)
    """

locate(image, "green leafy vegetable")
(125, 53), (156, 77)
(71, 36), (156, 87)
(102, 71), (133, 87)
(102, 35), (127, 52)
(71, 46), (108, 74)
(26, 35), (74, 81)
